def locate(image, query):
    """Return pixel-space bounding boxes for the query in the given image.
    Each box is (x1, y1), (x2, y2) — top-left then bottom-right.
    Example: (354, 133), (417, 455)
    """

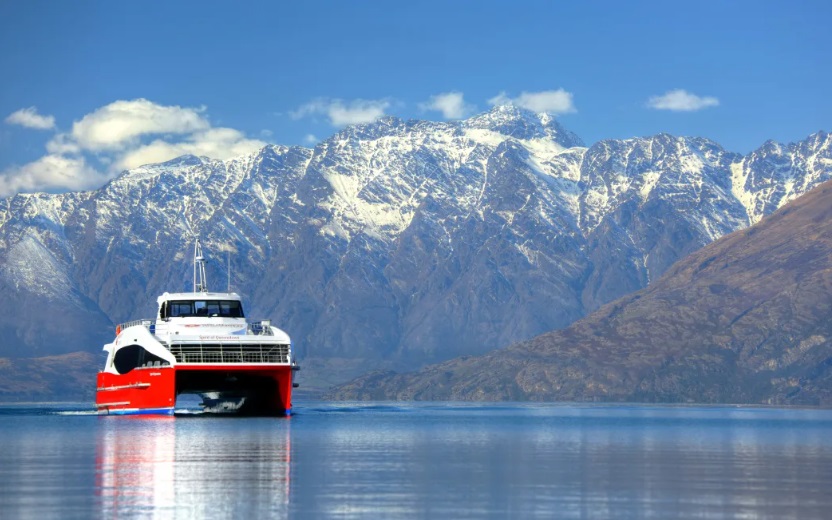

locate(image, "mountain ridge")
(327, 178), (832, 404)
(1, 106), (830, 391)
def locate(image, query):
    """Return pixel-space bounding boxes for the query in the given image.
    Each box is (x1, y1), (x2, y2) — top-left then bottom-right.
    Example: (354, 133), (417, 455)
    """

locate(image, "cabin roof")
(157, 291), (242, 305)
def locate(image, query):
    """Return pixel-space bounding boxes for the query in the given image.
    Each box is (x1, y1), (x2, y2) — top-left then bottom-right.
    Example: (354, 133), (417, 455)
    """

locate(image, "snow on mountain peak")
(1, 109), (831, 385)
(302, 107), (593, 245)
(465, 105), (584, 148)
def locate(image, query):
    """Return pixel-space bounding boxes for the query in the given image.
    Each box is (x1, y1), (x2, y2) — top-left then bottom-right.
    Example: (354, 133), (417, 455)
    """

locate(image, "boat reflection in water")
(95, 414), (291, 517)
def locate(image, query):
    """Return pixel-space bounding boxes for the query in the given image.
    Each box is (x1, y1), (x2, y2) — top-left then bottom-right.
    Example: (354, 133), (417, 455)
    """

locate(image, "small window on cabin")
(220, 300), (244, 318)
(169, 301), (194, 317)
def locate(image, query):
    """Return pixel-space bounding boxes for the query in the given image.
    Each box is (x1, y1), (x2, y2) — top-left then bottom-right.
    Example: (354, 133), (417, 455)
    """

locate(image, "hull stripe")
(96, 401), (131, 408)
(97, 383), (151, 392)
(101, 407), (174, 416)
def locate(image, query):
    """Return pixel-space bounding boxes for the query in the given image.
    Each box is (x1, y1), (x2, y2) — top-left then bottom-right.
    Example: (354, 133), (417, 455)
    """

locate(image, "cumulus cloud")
(290, 98), (390, 126)
(0, 155), (107, 196)
(4, 107), (56, 130)
(115, 127), (267, 171)
(646, 89), (719, 111)
(419, 91), (474, 119)
(45, 133), (81, 155)
(488, 89), (576, 114)
(1, 99), (268, 197)
(66, 98), (210, 151)
(304, 134), (319, 145)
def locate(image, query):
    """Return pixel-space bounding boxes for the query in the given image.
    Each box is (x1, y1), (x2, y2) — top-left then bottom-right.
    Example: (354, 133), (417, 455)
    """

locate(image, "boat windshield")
(163, 300), (245, 318)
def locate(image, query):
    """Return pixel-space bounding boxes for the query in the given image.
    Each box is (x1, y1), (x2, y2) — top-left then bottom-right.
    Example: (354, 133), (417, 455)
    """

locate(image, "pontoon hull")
(96, 365), (294, 416)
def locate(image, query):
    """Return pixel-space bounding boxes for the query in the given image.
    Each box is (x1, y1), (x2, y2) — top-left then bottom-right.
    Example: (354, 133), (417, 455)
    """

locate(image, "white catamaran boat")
(95, 240), (299, 415)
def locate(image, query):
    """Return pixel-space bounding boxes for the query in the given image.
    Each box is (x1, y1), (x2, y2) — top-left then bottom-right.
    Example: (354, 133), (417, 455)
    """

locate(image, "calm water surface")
(1, 402), (831, 519)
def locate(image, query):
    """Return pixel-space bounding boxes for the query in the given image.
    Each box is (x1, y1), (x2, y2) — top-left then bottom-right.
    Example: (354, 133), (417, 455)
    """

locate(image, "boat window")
(169, 301), (194, 317)
(167, 300), (244, 318)
(220, 301), (244, 318)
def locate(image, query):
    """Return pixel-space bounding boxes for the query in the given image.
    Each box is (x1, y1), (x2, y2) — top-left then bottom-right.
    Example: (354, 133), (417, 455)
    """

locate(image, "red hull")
(96, 365), (294, 416)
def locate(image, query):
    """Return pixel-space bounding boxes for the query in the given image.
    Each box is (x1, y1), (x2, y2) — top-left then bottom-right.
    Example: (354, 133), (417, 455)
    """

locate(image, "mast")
(193, 239), (208, 293)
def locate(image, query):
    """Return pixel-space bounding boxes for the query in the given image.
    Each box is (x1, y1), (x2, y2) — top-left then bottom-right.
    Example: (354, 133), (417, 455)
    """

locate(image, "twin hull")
(95, 322), (296, 416)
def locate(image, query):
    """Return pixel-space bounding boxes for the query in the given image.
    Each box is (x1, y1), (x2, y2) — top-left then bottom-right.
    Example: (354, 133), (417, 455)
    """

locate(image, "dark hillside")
(0, 352), (97, 402)
(329, 180), (832, 405)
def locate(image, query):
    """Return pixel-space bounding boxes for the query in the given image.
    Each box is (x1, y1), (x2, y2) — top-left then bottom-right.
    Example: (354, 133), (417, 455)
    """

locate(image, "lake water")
(1, 402), (831, 519)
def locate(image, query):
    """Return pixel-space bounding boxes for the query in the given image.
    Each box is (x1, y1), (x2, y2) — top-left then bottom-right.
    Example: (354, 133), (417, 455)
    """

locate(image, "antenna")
(193, 239), (208, 293)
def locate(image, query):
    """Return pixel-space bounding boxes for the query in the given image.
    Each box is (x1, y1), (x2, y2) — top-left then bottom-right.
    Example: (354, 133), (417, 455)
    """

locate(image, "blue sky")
(0, 1), (829, 196)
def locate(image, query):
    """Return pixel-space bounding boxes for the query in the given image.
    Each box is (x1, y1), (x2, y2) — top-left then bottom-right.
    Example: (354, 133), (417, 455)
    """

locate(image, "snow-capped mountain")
(1, 105), (829, 388)
(327, 176), (832, 405)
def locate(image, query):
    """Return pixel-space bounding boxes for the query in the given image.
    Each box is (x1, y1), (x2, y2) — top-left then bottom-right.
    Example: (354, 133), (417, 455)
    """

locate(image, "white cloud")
(45, 133), (81, 155)
(4, 107), (56, 130)
(0, 155), (107, 197)
(646, 89), (719, 111)
(290, 98), (390, 126)
(2, 99), (269, 197)
(304, 134), (319, 145)
(488, 89), (576, 114)
(115, 127), (267, 171)
(68, 98), (210, 151)
(488, 92), (512, 107)
(419, 91), (474, 119)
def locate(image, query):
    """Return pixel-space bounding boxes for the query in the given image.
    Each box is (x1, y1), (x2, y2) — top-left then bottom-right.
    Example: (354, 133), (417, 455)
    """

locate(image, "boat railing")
(116, 318), (275, 336)
(247, 320), (274, 336)
(116, 319), (155, 334)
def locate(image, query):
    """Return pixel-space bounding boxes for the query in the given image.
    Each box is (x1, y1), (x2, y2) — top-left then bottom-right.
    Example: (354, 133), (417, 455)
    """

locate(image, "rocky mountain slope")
(328, 179), (832, 405)
(0, 106), (830, 390)
(0, 352), (97, 402)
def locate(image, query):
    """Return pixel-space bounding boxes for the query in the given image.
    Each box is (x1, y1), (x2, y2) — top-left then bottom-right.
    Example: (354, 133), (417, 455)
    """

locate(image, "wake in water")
(0, 403), (209, 417)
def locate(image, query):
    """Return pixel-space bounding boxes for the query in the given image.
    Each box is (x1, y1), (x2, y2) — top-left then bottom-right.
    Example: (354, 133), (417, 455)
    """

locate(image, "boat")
(95, 239), (299, 416)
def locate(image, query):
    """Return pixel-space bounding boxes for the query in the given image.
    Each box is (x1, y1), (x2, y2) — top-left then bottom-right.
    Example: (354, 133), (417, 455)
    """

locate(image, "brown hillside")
(329, 180), (832, 405)
(0, 352), (98, 402)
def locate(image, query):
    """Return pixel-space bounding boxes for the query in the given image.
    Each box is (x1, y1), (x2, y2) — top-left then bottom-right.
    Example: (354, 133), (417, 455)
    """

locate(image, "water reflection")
(95, 415), (291, 518)
(288, 404), (832, 519)
(2, 404), (832, 519)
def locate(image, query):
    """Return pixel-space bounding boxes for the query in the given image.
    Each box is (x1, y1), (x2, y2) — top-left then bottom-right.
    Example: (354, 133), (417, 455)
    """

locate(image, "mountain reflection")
(95, 415), (291, 518)
(3, 404), (832, 518)
(286, 404), (832, 519)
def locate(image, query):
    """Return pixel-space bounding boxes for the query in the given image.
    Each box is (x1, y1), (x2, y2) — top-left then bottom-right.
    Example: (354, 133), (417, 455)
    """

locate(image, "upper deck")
(147, 290), (289, 342)
(102, 240), (294, 370)
(116, 317), (290, 364)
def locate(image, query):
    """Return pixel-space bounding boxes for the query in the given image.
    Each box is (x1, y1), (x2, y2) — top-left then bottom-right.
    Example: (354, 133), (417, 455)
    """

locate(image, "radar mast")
(193, 239), (208, 293)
